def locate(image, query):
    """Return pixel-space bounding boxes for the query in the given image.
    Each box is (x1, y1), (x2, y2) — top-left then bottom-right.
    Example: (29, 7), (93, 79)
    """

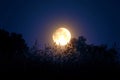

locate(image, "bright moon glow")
(53, 28), (71, 46)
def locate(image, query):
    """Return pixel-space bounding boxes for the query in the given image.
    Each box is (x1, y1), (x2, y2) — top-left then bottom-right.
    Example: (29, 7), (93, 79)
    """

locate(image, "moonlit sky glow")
(0, 0), (120, 47)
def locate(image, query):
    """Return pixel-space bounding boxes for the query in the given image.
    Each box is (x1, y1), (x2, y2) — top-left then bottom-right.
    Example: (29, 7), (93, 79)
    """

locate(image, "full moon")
(52, 28), (71, 46)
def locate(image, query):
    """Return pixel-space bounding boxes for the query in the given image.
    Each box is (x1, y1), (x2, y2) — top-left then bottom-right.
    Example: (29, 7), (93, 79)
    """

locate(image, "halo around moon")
(52, 28), (71, 46)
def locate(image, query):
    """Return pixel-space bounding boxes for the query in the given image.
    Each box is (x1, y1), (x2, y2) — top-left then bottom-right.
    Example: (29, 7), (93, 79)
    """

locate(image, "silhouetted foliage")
(0, 29), (28, 72)
(0, 28), (119, 77)
(28, 35), (119, 69)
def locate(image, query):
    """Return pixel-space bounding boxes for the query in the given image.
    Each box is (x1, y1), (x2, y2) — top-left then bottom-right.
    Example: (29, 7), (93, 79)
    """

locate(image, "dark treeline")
(0, 28), (120, 77)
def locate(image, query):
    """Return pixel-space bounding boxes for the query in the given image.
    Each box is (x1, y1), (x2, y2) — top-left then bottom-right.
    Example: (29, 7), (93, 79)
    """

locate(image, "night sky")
(0, 0), (120, 47)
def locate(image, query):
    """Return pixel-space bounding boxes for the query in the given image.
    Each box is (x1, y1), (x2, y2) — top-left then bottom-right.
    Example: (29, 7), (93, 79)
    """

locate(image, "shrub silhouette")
(29, 36), (118, 69)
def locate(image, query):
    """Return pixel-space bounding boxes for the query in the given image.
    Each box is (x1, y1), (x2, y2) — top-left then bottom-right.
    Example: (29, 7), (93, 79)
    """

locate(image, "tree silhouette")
(0, 28), (119, 75)
(0, 29), (28, 71)
(27, 35), (119, 72)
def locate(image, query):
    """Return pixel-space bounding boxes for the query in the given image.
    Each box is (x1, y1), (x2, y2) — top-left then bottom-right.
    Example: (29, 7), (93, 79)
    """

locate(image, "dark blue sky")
(0, 0), (120, 47)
